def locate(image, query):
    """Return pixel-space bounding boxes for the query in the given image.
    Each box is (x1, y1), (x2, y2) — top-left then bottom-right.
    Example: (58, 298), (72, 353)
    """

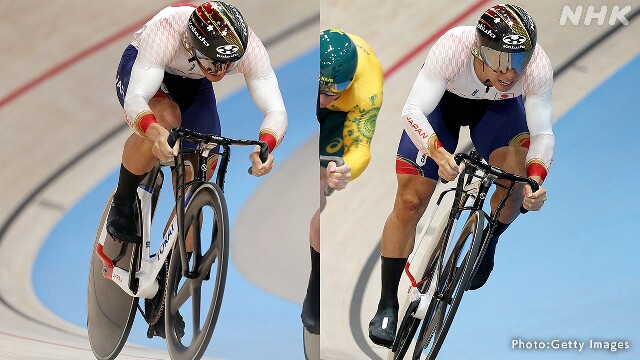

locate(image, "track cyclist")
(368, 4), (554, 347)
(301, 29), (383, 334)
(106, 1), (287, 338)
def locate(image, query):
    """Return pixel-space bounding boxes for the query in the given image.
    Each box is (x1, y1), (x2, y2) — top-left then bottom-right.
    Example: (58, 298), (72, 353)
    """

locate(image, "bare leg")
(488, 146), (527, 223)
(122, 97), (182, 174)
(302, 166), (327, 334)
(107, 98), (182, 243)
(381, 174), (438, 258)
(370, 174), (438, 347)
(468, 145), (527, 290)
(310, 165), (328, 252)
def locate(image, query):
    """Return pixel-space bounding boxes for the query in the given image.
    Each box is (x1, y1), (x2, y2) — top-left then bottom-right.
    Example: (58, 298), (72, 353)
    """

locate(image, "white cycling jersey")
(124, 4), (287, 150)
(403, 26), (554, 178)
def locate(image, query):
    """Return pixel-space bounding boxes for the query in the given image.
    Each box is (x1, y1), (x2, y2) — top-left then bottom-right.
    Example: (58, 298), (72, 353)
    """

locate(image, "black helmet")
(474, 4), (537, 73)
(187, 1), (249, 63)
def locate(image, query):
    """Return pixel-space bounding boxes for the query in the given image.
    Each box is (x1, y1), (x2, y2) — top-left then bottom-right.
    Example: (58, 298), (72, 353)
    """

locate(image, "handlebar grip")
(248, 141), (271, 175)
(258, 142), (269, 163)
(324, 186), (335, 196)
(323, 157), (345, 167)
(453, 153), (465, 165)
(520, 179), (540, 214)
(440, 154), (464, 184)
(321, 156), (345, 196)
(167, 130), (179, 148)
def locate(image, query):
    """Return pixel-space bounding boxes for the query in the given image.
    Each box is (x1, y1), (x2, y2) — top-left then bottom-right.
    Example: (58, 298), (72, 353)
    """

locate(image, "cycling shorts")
(116, 45), (221, 149)
(396, 91), (530, 179)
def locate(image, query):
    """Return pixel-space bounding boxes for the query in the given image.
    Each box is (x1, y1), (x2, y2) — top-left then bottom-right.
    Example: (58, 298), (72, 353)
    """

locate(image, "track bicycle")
(389, 150), (539, 360)
(87, 127), (268, 360)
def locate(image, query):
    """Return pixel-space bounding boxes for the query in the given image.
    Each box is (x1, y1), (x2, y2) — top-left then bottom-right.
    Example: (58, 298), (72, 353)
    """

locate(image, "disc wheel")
(390, 251), (441, 360)
(87, 195), (138, 360)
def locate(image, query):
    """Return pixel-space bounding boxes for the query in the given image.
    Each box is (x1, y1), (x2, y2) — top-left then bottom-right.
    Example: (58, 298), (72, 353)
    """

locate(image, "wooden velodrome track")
(0, 0), (637, 359)
(316, 0), (638, 359)
(0, 1), (317, 359)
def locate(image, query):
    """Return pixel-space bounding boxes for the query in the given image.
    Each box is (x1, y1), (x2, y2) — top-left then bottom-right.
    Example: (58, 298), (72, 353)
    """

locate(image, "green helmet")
(319, 29), (358, 95)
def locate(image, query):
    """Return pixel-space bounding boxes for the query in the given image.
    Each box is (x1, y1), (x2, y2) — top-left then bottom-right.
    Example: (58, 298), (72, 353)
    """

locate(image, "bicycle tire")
(413, 211), (483, 360)
(390, 253), (440, 360)
(389, 299), (420, 359)
(165, 182), (229, 360)
(87, 194), (139, 360)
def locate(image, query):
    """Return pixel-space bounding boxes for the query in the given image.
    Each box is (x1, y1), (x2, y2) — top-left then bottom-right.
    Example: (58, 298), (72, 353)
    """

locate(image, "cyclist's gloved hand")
(522, 176), (546, 211)
(147, 123), (178, 161)
(433, 148), (465, 182)
(326, 161), (351, 191)
(249, 145), (274, 177)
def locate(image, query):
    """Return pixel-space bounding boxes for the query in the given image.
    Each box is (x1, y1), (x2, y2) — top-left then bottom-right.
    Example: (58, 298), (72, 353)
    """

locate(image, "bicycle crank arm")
(412, 279), (438, 320)
(109, 267), (136, 297)
(104, 266), (160, 299)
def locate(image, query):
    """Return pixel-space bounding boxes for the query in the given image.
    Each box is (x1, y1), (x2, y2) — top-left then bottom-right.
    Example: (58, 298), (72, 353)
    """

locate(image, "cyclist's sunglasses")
(319, 79), (352, 96)
(478, 46), (533, 73)
(193, 49), (232, 76)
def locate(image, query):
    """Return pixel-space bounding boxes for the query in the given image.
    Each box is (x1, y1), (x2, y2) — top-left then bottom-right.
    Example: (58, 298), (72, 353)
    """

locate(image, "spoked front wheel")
(412, 211), (483, 360)
(390, 299), (421, 359)
(165, 183), (229, 360)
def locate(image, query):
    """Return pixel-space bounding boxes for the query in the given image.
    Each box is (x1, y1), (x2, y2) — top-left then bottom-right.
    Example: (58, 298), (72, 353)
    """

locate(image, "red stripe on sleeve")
(259, 132), (277, 153)
(526, 162), (548, 182)
(139, 113), (159, 134)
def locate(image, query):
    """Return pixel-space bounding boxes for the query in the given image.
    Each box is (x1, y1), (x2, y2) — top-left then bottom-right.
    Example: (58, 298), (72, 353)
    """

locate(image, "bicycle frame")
(407, 150), (539, 309)
(95, 127), (268, 299)
(405, 179), (483, 320)
(392, 151), (540, 360)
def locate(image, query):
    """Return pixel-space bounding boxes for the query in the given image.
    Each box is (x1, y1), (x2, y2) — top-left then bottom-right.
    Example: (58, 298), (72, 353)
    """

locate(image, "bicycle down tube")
(95, 127), (268, 295)
(95, 182), (172, 298)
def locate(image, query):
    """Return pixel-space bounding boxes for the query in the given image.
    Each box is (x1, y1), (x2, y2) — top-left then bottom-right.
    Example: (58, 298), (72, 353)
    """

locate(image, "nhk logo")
(559, 5), (631, 25)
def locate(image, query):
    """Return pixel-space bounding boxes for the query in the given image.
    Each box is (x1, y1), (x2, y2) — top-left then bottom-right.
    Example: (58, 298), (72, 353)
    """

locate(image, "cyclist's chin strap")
(181, 34), (198, 63)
